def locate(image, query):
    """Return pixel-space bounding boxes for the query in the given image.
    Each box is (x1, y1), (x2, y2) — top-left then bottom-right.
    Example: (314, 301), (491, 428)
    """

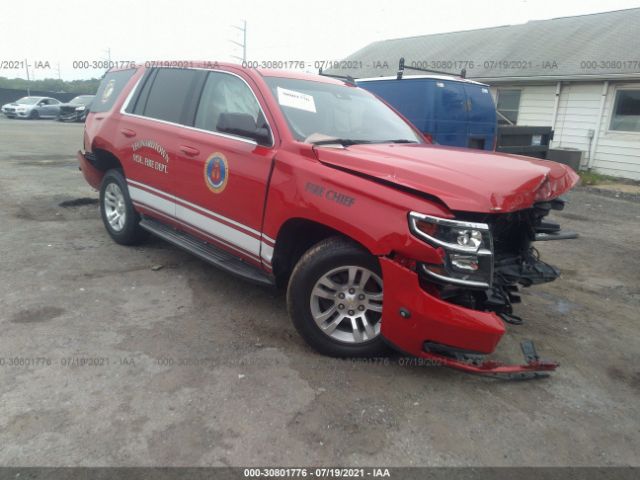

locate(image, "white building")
(331, 8), (640, 180)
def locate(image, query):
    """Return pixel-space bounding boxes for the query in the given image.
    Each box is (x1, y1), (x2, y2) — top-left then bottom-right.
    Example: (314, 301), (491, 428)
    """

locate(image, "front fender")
(264, 150), (451, 265)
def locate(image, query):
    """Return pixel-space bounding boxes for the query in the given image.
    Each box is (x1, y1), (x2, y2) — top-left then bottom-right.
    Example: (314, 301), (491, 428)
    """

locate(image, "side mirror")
(38, 101), (46, 106)
(217, 112), (271, 146)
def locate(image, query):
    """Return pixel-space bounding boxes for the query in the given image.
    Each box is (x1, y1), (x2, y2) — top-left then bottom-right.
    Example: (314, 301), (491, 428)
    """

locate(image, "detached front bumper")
(379, 258), (558, 378)
(380, 257), (505, 355)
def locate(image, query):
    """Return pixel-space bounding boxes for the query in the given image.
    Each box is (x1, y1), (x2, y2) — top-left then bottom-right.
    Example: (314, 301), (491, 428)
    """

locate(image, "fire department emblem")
(204, 153), (229, 193)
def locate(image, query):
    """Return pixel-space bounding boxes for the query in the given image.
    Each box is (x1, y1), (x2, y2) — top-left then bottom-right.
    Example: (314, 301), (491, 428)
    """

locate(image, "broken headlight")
(408, 212), (494, 288)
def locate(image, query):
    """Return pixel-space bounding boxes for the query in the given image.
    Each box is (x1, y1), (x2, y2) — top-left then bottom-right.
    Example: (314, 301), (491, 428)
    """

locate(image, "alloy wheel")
(310, 265), (383, 343)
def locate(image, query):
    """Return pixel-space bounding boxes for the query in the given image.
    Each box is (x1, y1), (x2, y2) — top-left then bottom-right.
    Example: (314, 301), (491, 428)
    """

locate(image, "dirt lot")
(0, 116), (639, 467)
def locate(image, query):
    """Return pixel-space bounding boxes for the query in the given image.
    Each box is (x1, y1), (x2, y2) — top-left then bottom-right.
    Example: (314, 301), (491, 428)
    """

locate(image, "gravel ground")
(0, 116), (639, 466)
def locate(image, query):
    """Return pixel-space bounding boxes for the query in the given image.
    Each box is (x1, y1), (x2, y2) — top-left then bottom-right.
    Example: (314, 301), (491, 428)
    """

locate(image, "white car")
(1, 96), (61, 119)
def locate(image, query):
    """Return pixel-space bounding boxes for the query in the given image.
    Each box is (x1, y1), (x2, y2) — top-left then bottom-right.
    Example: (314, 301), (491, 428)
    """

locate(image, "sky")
(2, 0), (640, 80)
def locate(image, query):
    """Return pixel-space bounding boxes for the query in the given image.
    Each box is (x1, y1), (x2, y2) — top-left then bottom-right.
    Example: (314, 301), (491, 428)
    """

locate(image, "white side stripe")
(127, 179), (261, 237)
(261, 234), (276, 245)
(260, 243), (274, 263)
(176, 204), (260, 256)
(133, 201), (262, 263)
(129, 185), (261, 257)
(129, 186), (175, 217)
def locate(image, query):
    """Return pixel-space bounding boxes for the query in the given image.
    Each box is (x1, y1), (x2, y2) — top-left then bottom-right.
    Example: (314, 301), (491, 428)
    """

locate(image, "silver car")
(1, 96), (61, 119)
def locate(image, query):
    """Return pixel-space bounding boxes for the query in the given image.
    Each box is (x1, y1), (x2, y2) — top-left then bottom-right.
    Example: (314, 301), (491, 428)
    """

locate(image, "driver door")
(173, 70), (276, 266)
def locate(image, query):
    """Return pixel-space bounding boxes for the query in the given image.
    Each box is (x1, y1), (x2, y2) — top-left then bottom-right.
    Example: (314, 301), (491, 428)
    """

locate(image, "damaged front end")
(391, 196), (578, 379)
(416, 197), (577, 326)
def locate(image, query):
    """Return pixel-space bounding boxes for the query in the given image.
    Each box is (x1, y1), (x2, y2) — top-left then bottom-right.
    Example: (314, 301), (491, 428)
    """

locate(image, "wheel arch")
(271, 217), (380, 288)
(81, 147), (124, 189)
(91, 147), (124, 172)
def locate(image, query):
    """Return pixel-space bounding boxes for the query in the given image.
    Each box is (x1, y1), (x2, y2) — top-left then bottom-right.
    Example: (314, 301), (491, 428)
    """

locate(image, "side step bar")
(139, 217), (275, 287)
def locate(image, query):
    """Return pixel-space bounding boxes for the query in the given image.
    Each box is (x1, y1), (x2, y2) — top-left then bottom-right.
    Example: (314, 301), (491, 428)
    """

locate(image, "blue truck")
(356, 62), (497, 151)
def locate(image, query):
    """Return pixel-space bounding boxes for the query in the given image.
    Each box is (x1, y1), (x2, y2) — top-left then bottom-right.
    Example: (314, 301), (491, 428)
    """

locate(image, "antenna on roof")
(397, 56), (466, 79)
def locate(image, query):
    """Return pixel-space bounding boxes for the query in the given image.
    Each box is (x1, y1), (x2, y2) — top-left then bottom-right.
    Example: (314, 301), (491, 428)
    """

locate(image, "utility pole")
(25, 59), (31, 95)
(230, 20), (247, 63)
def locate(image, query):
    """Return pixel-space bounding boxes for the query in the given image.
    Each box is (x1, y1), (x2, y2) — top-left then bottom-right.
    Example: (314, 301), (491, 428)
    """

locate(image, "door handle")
(121, 128), (136, 138)
(179, 145), (200, 157)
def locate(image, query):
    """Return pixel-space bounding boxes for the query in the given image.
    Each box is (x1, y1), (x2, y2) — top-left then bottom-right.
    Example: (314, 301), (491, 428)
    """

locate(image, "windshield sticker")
(277, 87), (316, 113)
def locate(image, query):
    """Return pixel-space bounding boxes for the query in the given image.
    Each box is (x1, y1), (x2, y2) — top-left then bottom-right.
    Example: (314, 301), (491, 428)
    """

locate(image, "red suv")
(78, 62), (578, 378)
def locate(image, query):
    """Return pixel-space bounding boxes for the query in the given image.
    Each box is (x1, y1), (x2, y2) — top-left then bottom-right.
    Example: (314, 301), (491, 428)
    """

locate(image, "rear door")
(171, 69), (276, 267)
(117, 67), (206, 221)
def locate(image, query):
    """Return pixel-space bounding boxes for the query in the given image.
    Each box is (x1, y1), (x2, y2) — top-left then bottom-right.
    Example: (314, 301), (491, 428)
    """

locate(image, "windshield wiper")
(310, 138), (373, 147)
(310, 138), (419, 147)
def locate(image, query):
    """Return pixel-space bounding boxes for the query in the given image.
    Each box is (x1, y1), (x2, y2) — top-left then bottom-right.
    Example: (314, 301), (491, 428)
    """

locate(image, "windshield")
(70, 96), (93, 105)
(16, 97), (40, 105)
(264, 77), (422, 144)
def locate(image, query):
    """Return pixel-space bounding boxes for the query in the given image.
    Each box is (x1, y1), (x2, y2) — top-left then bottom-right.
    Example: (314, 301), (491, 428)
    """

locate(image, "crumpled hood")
(313, 143), (579, 213)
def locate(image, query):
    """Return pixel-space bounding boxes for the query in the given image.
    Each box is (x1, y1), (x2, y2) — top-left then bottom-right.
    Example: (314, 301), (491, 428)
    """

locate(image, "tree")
(0, 77), (100, 94)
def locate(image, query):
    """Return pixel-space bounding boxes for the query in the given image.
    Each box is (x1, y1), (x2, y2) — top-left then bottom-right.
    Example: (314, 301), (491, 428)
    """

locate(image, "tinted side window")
(91, 69), (136, 113)
(143, 68), (201, 124)
(126, 69), (156, 115)
(194, 72), (265, 136)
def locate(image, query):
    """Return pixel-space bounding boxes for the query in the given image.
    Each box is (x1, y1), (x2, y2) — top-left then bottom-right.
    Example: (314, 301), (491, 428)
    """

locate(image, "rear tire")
(287, 236), (387, 357)
(99, 169), (148, 245)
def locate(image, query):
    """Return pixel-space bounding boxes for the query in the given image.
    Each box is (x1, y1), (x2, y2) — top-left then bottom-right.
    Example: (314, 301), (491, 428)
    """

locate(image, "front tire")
(287, 237), (387, 357)
(29, 110), (39, 119)
(99, 169), (148, 245)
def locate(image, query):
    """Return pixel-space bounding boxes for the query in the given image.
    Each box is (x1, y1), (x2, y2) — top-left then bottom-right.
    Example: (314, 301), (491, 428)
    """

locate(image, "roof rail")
(318, 68), (357, 86)
(396, 57), (467, 80)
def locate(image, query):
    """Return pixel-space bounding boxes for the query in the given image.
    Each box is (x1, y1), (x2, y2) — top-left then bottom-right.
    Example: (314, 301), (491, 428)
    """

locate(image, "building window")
(496, 89), (521, 125)
(610, 89), (640, 132)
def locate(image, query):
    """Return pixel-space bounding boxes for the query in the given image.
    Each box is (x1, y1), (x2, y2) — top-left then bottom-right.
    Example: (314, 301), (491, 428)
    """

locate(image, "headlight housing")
(408, 212), (493, 288)
(75, 106), (86, 111)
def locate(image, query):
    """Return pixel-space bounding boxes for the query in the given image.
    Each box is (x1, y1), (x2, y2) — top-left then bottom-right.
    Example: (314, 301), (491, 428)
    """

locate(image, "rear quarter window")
(91, 69), (136, 113)
(139, 68), (204, 124)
